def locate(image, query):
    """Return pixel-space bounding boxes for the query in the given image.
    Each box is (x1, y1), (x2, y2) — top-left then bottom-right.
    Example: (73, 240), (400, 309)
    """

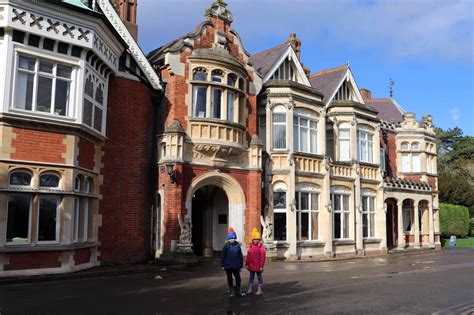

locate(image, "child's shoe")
(255, 284), (263, 296)
(246, 282), (253, 295)
(228, 286), (235, 297)
(234, 286), (245, 297)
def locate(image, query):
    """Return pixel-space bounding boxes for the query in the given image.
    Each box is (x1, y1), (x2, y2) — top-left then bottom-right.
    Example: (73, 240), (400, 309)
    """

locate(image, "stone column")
(414, 203), (420, 249)
(350, 117), (358, 161)
(354, 165), (363, 254)
(266, 99), (272, 150)
(287, 101), (297, 259)
(323, 158), (333, 256)
(397, 200), (405, 250)
(428, 204), (435, 248)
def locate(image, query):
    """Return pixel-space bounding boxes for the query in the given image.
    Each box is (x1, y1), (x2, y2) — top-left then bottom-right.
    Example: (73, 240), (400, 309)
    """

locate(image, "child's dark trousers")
(225, 269), (241, 287)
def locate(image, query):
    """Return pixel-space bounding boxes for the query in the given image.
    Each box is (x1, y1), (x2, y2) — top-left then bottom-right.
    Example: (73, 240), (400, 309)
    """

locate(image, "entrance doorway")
(191, 185), (229, 257)
(385, 198), (398, 249)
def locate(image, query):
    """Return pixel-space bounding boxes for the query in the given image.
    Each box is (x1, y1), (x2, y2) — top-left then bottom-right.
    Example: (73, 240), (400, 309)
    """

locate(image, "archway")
(385, 198), (398, 249)
(186, 173), (246, 257)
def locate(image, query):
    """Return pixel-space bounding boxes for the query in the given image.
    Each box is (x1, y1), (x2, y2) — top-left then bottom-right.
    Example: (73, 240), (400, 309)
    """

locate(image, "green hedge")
(470, 218), (474, 236)
(439, 203), (470, 238)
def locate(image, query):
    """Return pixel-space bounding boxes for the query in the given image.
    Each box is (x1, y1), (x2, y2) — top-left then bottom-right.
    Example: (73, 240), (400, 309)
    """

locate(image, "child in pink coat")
(245, 228), (266, 295)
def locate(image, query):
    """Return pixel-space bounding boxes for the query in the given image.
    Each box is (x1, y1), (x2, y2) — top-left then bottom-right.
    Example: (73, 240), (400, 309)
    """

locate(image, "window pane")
(273, 192), (286, 209)
(57, 65), (72, 79)
(227, 91), (234, 122)
(343, 195), (350, 211)
(311, 212), (319, 240)
(370, 213), (375, 237)
(227, 74), (236, 86)
(333, 194), (341, 211)
(211, 88), (222, 118)
(273, 125), (286, 149)
(340, 139), (350, 160)
(94, 106), (103, 131)
(7, 196), (31, 243)
(37, 76), (53, 113)
(403, 210), (411, 231)
(339, 129), (350, 138)
(73, 199), (80, 242)
(343, 212), (350, 238)
(10, 172), (32, 186)
(19, 56), (35, 71)
(300, 193), (309, 210)
(310, 129), (317, 153)
(193, 69), (207, 81)
(402, 153), (410, 172)
(273, 113), (286, 123)
(40, 174), (60, 188)
(401, 142), (409, 150)
(334, 212), (341, 239)
(83, 99), (93, 126)
(412, 154), (420, 172)
(39, 62), (53, 74)
(293, 124), (299, 151)
(193, 86), (207, 118)
(38, 198), (58, 242)
(363, 213), (368, 238)
(15, 71), (34, 110)
(311, 193), (319, 211)
(95, 86), (104, 105)
(54, 80), (70, 116)
(301, 127), (308, 152)
(299, 212), (309, 240)
(274, 212), (286, 241)
(80, 199), (89, 241)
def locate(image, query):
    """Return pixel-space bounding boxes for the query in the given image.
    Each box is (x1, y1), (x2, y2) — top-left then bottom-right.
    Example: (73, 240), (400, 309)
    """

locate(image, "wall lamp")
(166, 162), (176, 184)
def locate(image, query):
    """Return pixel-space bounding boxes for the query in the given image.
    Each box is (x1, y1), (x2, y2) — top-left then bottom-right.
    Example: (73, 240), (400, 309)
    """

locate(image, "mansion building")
(0, 0), (439, 276)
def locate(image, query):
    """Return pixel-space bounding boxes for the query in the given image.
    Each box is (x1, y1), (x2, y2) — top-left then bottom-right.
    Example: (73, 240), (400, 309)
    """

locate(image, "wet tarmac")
(0, 248), (473, 314)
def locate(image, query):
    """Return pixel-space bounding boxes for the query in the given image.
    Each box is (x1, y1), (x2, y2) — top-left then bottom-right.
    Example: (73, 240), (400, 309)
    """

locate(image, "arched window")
(84, 76), (94, 97)
(411, 142), (420, 150)
(273, 182), (287, 241)
(401, 142), (409, 150)
(95, 84), (104, 105)
(85, 178), (93, 193)
(39, 173), (60, 188)
(227, 73), (237, 87)
(211, 69), (223, 83)
(338, 123), (350, 161)
(193, 68), (207, 81)
(238, 78), (244, 91)
(75, 175), (83, 192)
(272, 106), (287, 150)
(9, 171), (32, 186)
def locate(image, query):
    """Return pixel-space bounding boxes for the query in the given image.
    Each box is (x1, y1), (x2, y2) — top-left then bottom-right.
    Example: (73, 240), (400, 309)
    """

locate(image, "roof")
(60, 0), (92, 10)
(365, 98), (406, 124)
(309, 64), (348, 103)
(249, 42), (290, 78)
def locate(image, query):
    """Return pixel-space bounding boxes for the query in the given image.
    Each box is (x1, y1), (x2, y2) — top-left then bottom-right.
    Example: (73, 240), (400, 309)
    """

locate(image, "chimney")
(288, 33), (302, 60)
(111, 0), (139, 41)
(359, 88), (372, 100)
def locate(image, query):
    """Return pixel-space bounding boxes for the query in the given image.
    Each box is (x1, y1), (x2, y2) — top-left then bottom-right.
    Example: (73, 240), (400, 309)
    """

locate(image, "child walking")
(246, 228), (266, 296)
(221, 227), (244, 297)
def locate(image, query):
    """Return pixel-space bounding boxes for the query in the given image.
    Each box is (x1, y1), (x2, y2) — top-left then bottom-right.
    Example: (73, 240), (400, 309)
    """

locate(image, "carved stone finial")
(205, 0), (233, 23)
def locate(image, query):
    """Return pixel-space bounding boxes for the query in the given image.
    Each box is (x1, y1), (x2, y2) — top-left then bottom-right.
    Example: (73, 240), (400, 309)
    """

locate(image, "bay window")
(72, 176), (92, 243)
(332, 192), (350, 239)
(14, 55), (73, 117)
(83, 70), (106, 133)
(296, 191), (319, 241)
(37, 197), (60, 243)
(294, 116), (317, 154)
(400, 142), (421, 173)
(358, 130), (374, 163)
(339, 123), (350, 161)
(6, 195), (31, 244)
(272, 106), (287, 150)
(191, 67), (244, 123)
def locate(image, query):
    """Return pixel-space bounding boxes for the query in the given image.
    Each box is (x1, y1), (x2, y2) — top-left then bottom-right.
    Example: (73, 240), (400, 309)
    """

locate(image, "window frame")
(272, 106), (287, 151)
(331, 191), (351, 240)
(39, 172), (61, 189)
(36, 195), (61, 245)
(357, 129), (374, 163)
(5, 194), (33, 245)
(362, 193), (376, 239)
(273, 182), (288, 241)
(13, 53), (74, 118)
(293, 115), (318, 154)
(338, 123), (351, 161)
(9, 170), (33, 187)
(295, 190), (320, 241)
(83, 66), (107, 133)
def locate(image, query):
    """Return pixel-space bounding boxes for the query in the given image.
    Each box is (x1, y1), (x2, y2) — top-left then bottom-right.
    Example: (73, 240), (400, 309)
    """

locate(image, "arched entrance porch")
(185, 173), (246, 257)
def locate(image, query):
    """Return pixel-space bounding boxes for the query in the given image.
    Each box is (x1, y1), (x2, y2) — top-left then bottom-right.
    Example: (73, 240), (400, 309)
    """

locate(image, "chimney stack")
(288, 33), (301, 60)
(359, 88), (372, 100)
(111, 0), (139, 41)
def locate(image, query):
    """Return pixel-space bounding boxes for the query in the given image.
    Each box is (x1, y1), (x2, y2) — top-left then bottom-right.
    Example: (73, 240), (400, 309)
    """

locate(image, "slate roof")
(309, 65), (348, 104)
(249, 42), (290, 78)
(365, 98), (406, 124)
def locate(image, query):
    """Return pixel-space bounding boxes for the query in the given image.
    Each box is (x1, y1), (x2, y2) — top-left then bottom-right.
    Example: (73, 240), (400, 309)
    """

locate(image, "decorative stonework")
(205, 0), (233, 23)
(93, 34), (117, 67)
(96, 0), (162, 90)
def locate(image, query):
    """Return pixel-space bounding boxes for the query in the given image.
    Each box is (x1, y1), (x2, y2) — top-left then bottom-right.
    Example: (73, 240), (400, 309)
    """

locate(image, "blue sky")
(137, 0), (474, 135)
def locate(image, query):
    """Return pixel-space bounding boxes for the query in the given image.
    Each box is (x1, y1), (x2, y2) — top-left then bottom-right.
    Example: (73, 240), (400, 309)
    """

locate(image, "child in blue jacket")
(221, 227), (244, 297)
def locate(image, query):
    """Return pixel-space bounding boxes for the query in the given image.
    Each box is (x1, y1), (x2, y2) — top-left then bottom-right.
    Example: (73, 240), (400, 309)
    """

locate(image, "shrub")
(439, 203), (470, 238)
(470, 218), (474, 236)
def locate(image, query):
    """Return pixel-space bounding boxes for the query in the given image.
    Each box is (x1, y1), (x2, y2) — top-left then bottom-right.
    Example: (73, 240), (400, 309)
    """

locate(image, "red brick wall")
(427, 175), (437, 190)
(404, 175), (422, 181)
(74, 248), (91, 265)
(99, 76), (155, 264)
(4, 252), (60, 271)
(159, 164), (262, 252)
(11, 128), (66, 164)
(77, 138), (96, 170)
(381, 130), (397, 177)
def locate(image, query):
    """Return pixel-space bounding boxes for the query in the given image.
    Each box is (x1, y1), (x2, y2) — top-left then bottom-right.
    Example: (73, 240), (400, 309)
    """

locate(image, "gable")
(264, 46), (311, 86)
(328, 68), (364, 104)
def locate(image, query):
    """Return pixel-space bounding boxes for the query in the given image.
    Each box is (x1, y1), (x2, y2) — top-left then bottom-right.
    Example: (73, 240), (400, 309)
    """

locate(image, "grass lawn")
(442, 237), (474, 248)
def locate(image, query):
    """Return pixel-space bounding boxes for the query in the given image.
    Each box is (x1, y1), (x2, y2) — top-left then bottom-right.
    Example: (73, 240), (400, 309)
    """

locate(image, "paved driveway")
(0, 249), (473, 314)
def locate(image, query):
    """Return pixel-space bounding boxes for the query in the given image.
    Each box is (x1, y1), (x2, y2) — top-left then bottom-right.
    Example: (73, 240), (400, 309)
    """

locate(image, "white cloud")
(450, 107), (461, 121)
(137, 0), (473, 63)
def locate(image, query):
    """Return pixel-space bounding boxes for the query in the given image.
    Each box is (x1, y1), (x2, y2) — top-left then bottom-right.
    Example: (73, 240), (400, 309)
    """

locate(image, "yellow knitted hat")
(251, 228), (261, 240)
